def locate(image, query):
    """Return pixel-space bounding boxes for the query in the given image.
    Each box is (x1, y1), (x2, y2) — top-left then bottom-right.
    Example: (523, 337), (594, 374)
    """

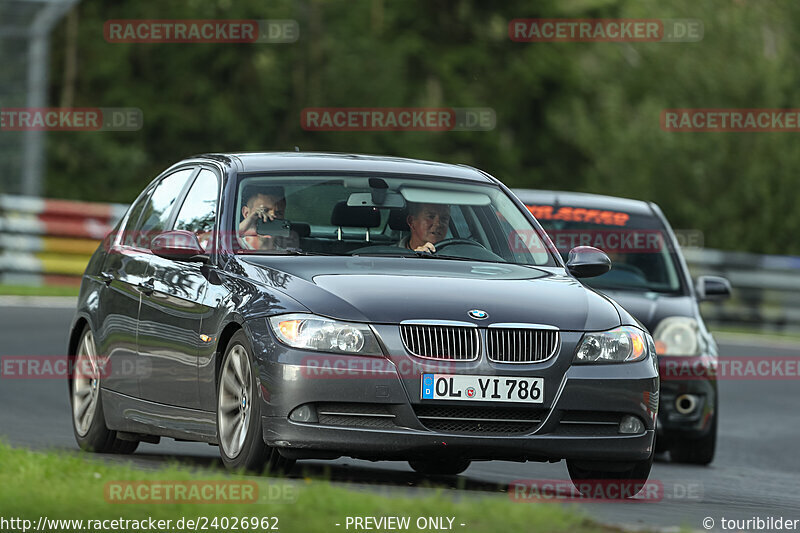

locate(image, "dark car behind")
(513, 189), (731, 464)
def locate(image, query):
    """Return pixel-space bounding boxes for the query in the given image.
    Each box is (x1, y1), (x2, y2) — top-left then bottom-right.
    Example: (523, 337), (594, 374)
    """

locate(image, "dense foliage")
(45, 0), (800, 254)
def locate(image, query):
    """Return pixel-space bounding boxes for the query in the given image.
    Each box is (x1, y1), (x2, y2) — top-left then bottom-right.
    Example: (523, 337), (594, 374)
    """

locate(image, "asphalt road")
(2, 302), (799, 532)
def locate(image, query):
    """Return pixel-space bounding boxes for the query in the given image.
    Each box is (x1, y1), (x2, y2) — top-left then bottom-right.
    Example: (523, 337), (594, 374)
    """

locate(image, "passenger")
(399, 202), (451, 252)
(238, 186), (292, 250)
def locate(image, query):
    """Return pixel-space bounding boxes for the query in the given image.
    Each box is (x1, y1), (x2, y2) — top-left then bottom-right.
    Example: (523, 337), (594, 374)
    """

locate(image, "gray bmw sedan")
(68, 152), (658, 494)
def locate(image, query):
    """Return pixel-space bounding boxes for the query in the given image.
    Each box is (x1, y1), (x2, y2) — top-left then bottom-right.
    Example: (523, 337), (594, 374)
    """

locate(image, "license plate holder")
(421, 374), (544, 404)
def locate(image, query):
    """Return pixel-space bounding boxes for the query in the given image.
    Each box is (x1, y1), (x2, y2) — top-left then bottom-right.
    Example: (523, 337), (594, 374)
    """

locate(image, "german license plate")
(421, 374), (544, 404)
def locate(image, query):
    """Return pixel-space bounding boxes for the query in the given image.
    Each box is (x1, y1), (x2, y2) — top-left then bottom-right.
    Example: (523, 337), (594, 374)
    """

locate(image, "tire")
(409, 459), (471, 476)
(669, 412), (717, 465)
(70, 325), (136, 454)
(567, 451), (654, 499)
(110, 439), (140, 454)
(216, 330), (295, 475)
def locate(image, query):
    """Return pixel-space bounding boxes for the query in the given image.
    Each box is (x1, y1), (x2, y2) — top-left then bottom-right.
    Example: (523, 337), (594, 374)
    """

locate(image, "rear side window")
(173, 169), (219, 251)
(134, 168), (195, 248)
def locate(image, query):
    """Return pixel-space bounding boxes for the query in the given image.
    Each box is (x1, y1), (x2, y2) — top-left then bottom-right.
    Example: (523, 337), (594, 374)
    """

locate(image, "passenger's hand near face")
(240, 196), (284, 234)
(239, 193), (287, 250)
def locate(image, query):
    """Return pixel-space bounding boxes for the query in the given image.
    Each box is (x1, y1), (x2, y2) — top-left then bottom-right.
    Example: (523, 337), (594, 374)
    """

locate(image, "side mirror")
(695, 275), (731, 301)
(566, 246), (612, 278)
(151, 230), (209, 263)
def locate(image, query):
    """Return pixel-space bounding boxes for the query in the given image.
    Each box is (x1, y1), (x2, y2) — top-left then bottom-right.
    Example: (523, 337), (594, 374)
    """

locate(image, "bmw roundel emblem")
(468, 309), (488, 320)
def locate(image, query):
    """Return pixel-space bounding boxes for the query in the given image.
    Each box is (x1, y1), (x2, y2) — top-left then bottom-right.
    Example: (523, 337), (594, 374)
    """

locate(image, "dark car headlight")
(574, 326), (651, 364)
(268, 313), (383, 356)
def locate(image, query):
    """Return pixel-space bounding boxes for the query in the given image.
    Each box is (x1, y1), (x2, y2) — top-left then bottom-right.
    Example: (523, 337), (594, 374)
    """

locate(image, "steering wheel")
(432, 238), (487, 252)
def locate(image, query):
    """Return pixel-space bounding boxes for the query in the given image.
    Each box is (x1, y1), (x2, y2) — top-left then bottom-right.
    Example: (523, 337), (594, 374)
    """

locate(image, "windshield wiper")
(349, 251), (435, 259)
(590, 283), (676, 293)
(266, 249), (338, 256)
(352, 251), (512, 264)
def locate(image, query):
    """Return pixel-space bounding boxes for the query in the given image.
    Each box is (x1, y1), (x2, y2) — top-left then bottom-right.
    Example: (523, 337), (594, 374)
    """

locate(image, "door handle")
(138, 279), (155, 295)
(99, 272), (114, 286)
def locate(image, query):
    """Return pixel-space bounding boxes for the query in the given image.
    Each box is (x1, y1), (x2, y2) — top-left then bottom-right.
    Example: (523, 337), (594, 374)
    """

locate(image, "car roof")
(191, 152), (494, 183)
(512, 188), (656, 216)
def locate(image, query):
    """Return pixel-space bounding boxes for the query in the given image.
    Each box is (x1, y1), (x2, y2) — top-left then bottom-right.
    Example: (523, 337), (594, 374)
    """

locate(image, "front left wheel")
(217, 330), (294, 474)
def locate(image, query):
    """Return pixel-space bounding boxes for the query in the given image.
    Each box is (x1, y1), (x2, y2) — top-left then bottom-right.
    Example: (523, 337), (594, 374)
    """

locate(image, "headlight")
(268, 314), (383, 356)
(652, 317), (700, 356)
(574, 326), (650, 364)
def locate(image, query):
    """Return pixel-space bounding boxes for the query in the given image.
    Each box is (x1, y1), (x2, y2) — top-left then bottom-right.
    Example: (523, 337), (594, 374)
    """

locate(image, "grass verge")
(0, 441), (622, 533)
(0, 284), (80, 297)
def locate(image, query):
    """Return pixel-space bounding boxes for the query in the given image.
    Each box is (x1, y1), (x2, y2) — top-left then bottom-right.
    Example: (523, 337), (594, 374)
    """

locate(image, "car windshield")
(234, 174), (556, 267)
(528, 203), (684, 293)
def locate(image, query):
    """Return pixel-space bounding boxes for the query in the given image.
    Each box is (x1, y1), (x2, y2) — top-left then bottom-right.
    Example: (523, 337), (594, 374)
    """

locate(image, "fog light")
(619, 415), (645, 434)
(289, 404), (318, 423)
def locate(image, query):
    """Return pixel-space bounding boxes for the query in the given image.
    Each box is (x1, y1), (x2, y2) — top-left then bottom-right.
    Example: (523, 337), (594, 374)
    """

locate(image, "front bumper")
(657, 355), (717, 440)
(250, 320), (659, 463)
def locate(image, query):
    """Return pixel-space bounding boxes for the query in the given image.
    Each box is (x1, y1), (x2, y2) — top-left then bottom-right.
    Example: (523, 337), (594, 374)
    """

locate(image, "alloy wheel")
(218, 344), (253, 458)
(71, 330), (100, 437)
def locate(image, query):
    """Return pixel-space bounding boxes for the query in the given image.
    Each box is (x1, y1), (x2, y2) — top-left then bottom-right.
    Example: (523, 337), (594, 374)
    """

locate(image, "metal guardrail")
(683, 248), (800, 332)
(0, 195), (125, 286)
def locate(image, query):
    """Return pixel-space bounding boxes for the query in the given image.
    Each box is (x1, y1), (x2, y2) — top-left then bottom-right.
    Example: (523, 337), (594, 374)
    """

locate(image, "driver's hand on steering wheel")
(413, 242), (436, 253)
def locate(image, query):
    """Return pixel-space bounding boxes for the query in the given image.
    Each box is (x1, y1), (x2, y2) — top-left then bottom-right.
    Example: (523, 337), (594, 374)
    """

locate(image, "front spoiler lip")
(262, 417), (655, 462)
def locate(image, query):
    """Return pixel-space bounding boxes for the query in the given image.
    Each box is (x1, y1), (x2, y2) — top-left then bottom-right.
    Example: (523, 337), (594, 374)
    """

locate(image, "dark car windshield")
(233, 174), (556, 267)
(527, 203), (684, 293)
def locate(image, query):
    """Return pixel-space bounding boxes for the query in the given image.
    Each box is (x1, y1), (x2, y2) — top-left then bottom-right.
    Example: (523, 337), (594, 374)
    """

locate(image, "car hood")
(593, 289), (696, 333)
(241, 257), (621, 330)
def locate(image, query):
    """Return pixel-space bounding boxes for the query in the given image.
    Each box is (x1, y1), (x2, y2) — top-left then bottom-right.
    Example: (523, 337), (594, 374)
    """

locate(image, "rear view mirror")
(566, 246), (612, 278)
(151, 230), (209, 263)
(347, 192), (406, 208)
(695, 275), (731, 301)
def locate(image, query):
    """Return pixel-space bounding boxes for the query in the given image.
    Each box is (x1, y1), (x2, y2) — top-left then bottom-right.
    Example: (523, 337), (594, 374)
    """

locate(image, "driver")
(398, 202), (451, 252)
